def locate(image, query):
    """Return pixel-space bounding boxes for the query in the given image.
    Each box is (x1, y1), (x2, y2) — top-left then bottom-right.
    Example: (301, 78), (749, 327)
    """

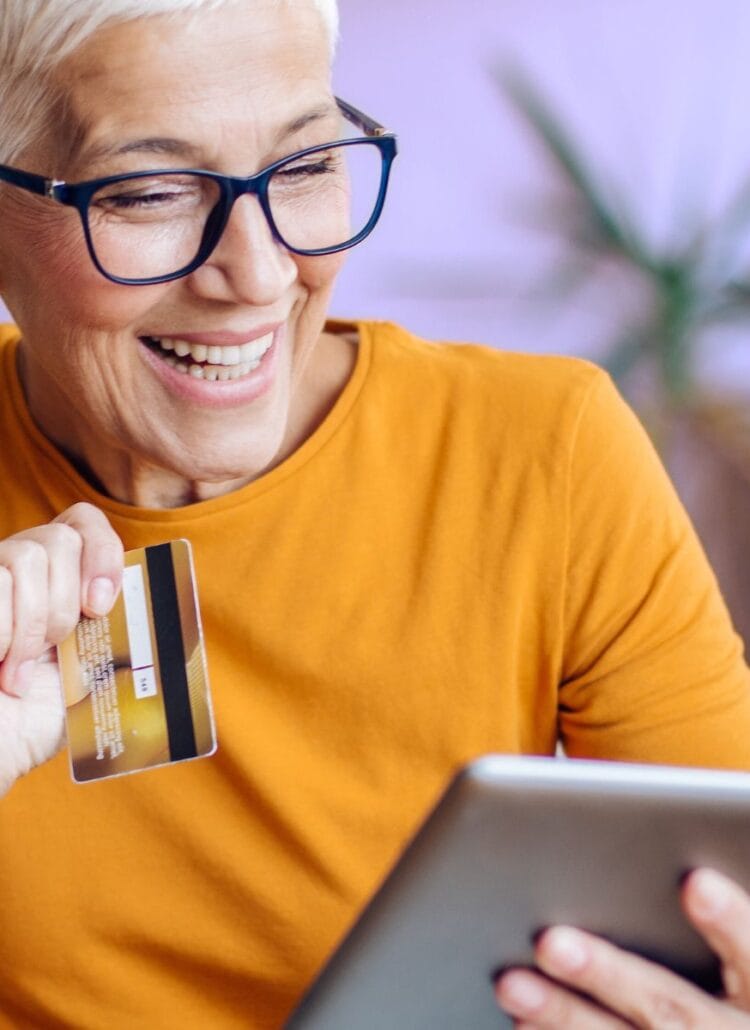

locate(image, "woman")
(1, 0), (750, 1026)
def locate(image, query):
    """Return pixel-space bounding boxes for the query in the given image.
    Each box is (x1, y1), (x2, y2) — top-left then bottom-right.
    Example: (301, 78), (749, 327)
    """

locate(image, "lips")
(142, 333), (274, 381)
(137, 324), (283, 408)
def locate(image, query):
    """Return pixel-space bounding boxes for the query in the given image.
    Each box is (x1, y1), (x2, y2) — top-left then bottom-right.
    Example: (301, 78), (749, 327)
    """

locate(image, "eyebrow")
(275, 104), (338, 144)
(78, 104), (339, 167)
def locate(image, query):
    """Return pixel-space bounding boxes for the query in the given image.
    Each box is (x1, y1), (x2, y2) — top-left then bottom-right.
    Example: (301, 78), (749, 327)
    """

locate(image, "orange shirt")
(0, 320), (748, 1028)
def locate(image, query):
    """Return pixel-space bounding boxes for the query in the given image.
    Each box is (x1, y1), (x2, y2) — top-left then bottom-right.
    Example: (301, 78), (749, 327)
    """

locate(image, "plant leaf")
(499, 64), (657, 274)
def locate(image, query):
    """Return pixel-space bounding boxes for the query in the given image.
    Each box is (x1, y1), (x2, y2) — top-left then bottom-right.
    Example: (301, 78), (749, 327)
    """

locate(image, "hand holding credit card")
(57, 540), (216, 783)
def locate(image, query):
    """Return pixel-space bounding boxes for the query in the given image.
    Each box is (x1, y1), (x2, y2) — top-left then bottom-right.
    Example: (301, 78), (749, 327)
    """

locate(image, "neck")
(63, 447), (257, 507)
(17, 329), (357, 509)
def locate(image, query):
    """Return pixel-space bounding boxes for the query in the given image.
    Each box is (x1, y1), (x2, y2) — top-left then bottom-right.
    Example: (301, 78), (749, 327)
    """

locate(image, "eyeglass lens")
(85, 141), (385, 281)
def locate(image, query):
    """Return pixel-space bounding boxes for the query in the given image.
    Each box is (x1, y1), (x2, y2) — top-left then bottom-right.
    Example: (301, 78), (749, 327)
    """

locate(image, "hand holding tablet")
(288, 756), (750, 1029)
(497, 866), (750, 1027)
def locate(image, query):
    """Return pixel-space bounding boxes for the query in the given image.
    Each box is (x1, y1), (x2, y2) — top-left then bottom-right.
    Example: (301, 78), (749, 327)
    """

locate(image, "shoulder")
(354, 320), (616, 449)
(361, 320), (603, 399)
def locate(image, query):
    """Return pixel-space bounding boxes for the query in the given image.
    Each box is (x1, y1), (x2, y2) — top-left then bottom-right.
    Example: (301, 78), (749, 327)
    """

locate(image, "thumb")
(0, 649), (64, 798)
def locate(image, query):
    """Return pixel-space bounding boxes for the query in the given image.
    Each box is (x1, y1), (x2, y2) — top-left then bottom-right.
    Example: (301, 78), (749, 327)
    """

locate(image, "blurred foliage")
(501, 66), (750, 403)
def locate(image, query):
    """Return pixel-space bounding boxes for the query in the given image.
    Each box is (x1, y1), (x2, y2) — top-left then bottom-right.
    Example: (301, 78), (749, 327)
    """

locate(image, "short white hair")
(0, 0), (339, 165)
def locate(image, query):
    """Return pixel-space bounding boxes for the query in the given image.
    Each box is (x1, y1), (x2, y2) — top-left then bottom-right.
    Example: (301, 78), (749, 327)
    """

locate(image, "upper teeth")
(152, 333), (273, 366)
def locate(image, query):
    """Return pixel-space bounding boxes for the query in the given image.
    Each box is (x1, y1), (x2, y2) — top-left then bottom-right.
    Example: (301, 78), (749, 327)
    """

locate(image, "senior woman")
(1, 0), (750, 1027)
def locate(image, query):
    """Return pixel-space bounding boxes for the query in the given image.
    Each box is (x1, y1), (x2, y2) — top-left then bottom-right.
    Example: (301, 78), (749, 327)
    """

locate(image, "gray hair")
(0, 0), (339, 165)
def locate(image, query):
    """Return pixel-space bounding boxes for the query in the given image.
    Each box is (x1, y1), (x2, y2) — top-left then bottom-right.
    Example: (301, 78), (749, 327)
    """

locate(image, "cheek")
(1, 199), (83, 279)
(0, 207), (168, 335)
(0, 203), (94, 322)
(297, 251), (347, 294)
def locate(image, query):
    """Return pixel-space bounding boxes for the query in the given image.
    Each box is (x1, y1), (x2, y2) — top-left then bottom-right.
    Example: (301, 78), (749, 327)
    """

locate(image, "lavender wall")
(331, 0), (750, 390)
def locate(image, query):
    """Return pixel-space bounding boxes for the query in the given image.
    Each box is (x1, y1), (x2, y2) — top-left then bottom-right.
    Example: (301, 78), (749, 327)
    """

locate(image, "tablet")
(286, 755), (750, 1029)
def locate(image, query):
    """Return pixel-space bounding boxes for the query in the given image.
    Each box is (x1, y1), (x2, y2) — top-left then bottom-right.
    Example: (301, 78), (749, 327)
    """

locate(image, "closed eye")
(98, 191), (183, 208)
(90, 176), (211, 219)
(275, 157), (338, 180)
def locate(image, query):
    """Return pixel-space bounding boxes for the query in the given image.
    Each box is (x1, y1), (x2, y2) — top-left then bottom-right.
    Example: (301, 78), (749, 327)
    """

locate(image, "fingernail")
(691, 869), (731, 918)
(87, 577), (115, 617)
(499, 971), (548, 1012)
(13, 660), (37, 698)
(544, 927), (589, 972)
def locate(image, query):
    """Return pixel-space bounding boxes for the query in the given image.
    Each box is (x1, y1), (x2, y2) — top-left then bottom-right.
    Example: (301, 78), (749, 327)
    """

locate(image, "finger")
(0, 540), (49, 697)
(9, 523), (82, 644)
(0, 566), (11, 662)
(16, 657), (65, 769)
(53, 503), (123, 618)
(532, 926), (745, 1029)
(683, 868), (750, 1010)
(0, 654), (64, 798)
(496, 968), (632, 1029)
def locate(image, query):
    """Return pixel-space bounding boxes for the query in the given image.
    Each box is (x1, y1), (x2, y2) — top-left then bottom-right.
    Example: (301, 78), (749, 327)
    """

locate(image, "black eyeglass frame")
(0, 97), (398, 286)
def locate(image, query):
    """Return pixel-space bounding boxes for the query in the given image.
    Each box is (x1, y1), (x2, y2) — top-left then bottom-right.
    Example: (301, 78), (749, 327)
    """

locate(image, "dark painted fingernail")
(532, 924), (551, 946)
(678, 867), (695, 888)
(490, 964), (512, 984)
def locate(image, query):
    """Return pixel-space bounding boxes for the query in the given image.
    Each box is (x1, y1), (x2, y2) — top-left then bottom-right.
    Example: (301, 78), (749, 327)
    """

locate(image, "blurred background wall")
(332, 0), (750, 385)
(3, 0), (750, 638)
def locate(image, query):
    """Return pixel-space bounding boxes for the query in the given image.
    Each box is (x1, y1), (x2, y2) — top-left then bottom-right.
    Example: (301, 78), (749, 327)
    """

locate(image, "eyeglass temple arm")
(0, 163), (56, 197)
(335, 97), (392, 138)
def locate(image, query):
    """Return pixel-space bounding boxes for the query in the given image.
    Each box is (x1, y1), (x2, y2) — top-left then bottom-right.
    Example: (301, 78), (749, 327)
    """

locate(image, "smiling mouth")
(141, 333), (274, 381)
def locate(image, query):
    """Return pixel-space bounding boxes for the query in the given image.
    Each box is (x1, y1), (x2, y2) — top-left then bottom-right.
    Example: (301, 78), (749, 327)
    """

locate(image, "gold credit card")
(57, 540), (217, 784)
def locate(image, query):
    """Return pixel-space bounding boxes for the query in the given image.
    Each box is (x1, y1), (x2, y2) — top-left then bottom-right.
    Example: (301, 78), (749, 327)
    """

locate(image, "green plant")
(501, 66), (750, 404)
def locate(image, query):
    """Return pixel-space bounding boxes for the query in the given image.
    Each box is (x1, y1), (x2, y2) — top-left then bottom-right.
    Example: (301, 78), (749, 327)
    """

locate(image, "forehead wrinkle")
(79, 136), (204, 166)
(49, 5), (333, 174)
(79, 104), (338, 167)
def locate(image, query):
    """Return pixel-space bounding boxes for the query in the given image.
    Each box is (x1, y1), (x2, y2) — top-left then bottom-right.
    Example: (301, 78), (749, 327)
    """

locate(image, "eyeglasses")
(0, 98), (397, 286)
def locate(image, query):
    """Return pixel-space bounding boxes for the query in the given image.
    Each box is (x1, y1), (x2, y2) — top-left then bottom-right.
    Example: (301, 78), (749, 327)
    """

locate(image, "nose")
(187, 193), (297, 304)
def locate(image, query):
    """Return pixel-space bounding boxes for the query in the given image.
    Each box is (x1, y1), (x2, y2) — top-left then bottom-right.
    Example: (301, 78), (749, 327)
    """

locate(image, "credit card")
(57, 540), (216, 783)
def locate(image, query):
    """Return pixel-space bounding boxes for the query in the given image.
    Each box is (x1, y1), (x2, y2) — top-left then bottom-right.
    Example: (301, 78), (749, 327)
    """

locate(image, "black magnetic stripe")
(145, 543), (198, 761)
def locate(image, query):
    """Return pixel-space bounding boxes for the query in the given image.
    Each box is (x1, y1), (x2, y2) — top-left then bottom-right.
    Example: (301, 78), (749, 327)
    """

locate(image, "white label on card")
(133, 667), (158, 700)
(122, 564), (154, 671)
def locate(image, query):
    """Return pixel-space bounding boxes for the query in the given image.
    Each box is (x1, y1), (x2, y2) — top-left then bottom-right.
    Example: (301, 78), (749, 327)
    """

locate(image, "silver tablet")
(287, 755), (750, 1029)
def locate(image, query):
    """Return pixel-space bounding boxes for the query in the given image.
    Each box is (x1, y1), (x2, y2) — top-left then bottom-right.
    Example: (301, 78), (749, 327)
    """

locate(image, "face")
(0, 1), (347, 504)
